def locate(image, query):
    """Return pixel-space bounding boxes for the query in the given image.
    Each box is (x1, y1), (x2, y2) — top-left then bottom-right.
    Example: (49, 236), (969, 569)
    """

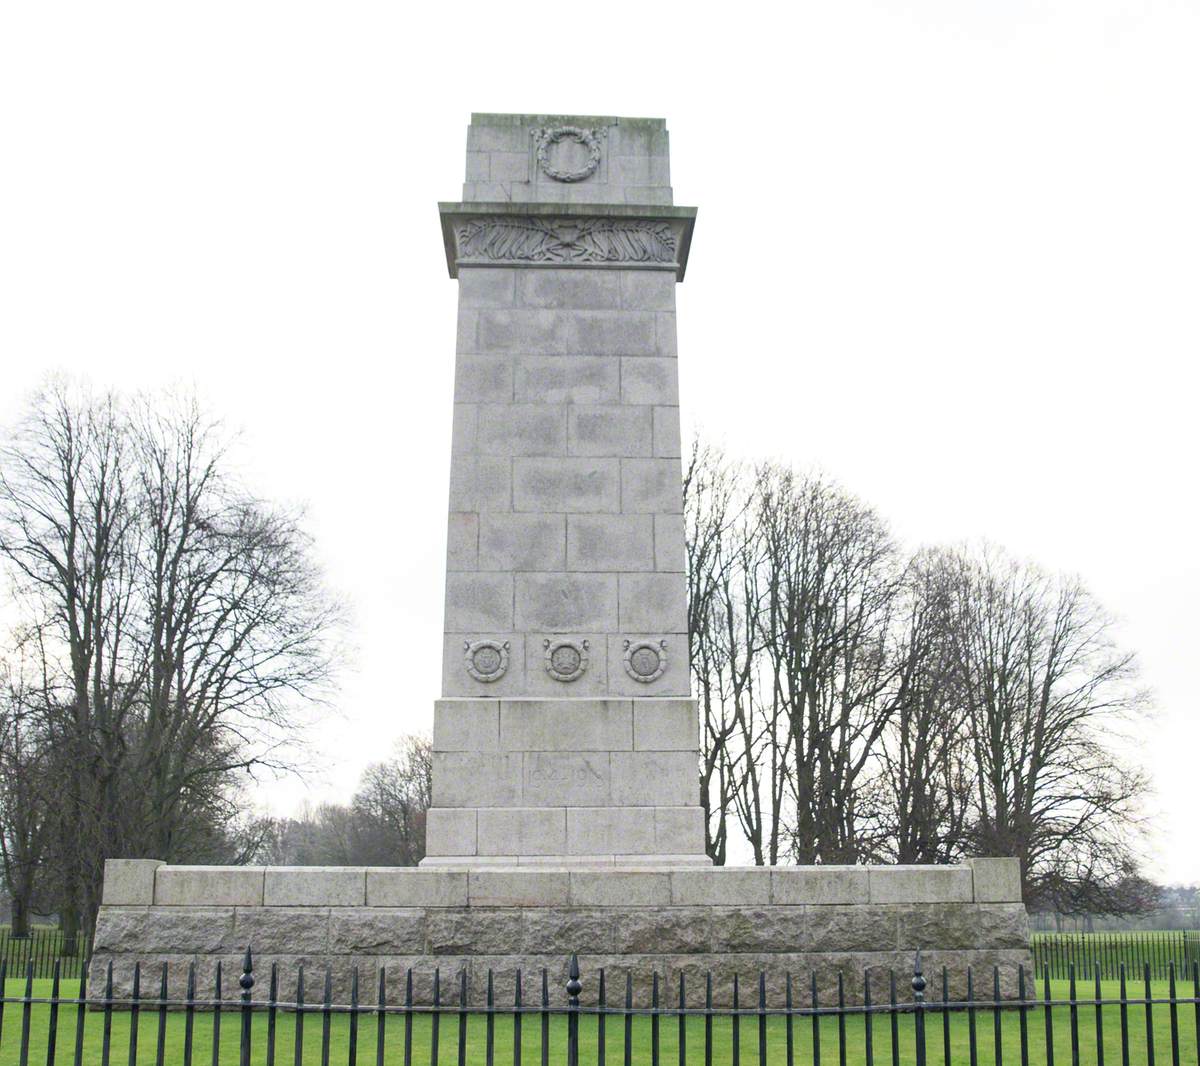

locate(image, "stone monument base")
(92, 858), (1029, 1005)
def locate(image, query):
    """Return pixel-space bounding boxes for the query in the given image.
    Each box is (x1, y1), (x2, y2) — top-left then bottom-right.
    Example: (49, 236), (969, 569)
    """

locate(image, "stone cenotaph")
(91, 114), (1030, 1003)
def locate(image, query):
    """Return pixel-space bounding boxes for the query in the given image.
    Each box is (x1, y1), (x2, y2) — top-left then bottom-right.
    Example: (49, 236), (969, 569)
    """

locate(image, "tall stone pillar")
(425, 113), (707, 866)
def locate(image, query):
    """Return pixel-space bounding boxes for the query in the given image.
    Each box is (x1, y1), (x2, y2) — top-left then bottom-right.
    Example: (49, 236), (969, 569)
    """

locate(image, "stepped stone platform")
(91, 857), (1030, 1005)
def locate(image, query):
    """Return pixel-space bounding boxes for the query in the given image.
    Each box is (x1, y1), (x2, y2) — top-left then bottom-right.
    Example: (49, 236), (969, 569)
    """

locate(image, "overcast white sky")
(1, 1), (1197, 883)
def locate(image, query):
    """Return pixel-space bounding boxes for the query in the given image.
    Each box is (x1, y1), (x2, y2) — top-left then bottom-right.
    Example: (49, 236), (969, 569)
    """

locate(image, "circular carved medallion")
(543, 638), (590, 682)
(623, 639), (668, 684)
(532, 126), (603, 183)
(463, 639), (510, 683)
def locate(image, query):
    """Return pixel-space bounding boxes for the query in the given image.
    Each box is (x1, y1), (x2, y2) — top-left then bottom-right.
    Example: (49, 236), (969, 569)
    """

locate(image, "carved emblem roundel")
(543, 638), (589, 682)
(532, 126), (603, 183)
(623, 639), (668, 683)
(464, 639), (509, 683)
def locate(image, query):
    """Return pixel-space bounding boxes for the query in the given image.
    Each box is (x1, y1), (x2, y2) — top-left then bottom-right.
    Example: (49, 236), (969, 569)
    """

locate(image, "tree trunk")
(10, 892), (30, 938)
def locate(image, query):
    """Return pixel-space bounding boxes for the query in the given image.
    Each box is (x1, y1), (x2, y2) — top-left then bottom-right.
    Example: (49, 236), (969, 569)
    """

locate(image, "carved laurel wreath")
(463, 639), (509, 683)
(531, 126), (604, 183)
(544, 638), (589, 682)
(623, 639), (668, 684)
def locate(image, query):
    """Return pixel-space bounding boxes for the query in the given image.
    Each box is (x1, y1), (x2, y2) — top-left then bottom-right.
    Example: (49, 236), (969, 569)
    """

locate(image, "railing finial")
(566, 952), (582, 1004)
(912, 948), (927, 1000)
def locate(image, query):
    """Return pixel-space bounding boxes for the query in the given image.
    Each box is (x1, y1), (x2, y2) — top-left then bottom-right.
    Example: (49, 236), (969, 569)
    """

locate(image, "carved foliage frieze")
(455, 216), (677, 266)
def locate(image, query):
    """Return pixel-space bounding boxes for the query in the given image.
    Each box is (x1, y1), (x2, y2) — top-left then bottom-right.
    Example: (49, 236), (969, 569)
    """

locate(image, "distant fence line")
(0, 927), (83, 981)
(1031, 930), (1200, 981)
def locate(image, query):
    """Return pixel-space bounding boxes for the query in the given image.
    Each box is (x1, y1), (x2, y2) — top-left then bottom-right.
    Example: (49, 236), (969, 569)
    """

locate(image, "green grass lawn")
(1, 979), (1196, 1066)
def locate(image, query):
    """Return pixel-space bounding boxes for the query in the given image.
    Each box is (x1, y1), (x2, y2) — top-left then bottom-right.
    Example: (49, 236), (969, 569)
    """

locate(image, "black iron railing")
(1, 950), (1198, 1066)
(1032, 931), (1200, 981)
(0, 928), (84, 982)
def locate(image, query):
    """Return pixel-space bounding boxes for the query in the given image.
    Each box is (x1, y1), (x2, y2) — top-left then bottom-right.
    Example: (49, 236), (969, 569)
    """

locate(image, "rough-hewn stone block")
(710, 907), (808, 953)
(614, 909), (709, 953)
(264, 867), (366, 907)
(522, 909), (615, 954)
(102, 859), (163, 906)
(155, 866), (264, 907)
(804, 905), (898, 952)
(93, 906), (235, 954)
(329, 909), (426, 954)
(233, 907), (331, 954)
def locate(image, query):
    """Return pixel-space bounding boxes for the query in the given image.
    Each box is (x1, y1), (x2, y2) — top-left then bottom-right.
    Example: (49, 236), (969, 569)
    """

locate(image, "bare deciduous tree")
(0, 381), (341, 946)
(686, 440), (1152, 911)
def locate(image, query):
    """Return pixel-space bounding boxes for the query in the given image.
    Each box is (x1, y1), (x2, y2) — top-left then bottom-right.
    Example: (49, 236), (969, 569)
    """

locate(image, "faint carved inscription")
(455, 216), (677, 266)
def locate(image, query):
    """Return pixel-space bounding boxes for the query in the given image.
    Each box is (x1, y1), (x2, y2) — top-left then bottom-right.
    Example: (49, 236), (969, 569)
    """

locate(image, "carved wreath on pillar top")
(531, 126), (605, 183)
(455, 217), (677, 266)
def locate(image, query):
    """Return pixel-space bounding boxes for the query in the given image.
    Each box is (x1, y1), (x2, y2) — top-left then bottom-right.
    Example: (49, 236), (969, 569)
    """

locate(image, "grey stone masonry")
(88, 111), (1030, 999)
(429, 114), (703, 864)
(92, 858), (1030, 1005)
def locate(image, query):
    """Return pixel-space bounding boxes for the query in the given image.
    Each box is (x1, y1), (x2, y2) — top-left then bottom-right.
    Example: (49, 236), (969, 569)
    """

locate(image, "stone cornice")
(438, 202), (697, 281)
